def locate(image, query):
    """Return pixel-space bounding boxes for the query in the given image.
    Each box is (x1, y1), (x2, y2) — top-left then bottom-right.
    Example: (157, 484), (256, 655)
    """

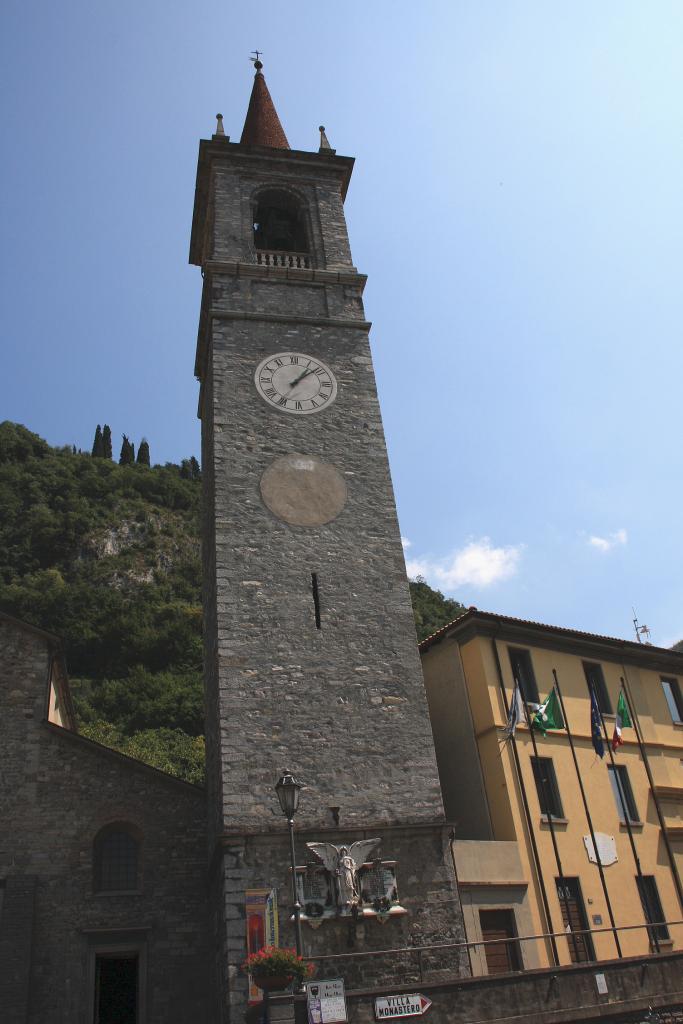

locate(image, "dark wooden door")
(479, 909), (522, 974)
(556, 878), (595, 962)
(95, 955), (138, 1024)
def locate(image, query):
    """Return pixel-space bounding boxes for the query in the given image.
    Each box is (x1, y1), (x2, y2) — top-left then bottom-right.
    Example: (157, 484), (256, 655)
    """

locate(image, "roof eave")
(419, 608), (683, 673)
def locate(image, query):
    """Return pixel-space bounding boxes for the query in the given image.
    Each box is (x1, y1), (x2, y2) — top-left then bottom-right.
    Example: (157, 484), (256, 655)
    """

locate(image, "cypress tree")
(189, 456), (201, 480)
(92, 425), (104, 458)
(102, 424), (113, 460)
(119, 435), (134, 465)
(136, 439), (150, 466)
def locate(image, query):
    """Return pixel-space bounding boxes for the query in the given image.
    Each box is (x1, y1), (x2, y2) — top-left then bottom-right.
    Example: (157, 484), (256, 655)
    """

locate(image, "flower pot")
(252, 974), (294, 992)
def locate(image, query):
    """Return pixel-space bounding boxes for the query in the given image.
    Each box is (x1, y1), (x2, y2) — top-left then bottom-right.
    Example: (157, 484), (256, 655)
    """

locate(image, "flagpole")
(490, 640), (560, 967)
(515, 683), (579, 963)
(592, 683), (659, 953)
(620, 674), (683, 913)
(552, 669), (623, 958)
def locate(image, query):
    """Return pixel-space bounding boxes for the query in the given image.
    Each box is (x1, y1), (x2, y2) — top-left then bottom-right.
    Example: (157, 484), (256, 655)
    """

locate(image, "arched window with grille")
(94, 823), (141, 893)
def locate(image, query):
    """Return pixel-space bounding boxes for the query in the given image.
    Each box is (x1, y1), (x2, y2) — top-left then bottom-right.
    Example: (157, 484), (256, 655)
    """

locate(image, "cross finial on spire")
(250, 50), (263, 72)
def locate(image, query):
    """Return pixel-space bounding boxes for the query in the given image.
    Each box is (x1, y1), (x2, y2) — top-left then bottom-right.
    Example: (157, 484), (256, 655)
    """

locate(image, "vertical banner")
(246, 888), (279, 1005)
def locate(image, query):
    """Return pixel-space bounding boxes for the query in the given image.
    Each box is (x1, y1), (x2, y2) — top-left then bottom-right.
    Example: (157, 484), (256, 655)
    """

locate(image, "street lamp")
(275, 770), (304, 958)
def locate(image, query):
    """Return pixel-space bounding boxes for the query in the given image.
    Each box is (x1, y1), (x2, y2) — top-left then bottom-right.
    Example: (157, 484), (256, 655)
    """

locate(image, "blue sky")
(2, 2), (683, 645)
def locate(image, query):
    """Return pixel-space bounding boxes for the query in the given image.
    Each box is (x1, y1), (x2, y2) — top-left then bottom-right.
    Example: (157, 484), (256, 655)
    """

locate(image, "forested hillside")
(0, 422), (466, 782)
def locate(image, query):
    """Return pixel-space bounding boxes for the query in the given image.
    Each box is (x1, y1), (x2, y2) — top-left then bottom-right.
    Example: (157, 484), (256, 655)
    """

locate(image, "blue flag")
(590, 690), (604, 758)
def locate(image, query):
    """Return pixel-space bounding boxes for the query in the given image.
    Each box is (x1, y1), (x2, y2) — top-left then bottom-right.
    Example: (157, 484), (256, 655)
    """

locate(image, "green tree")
(119, 435), (134, 465)
(137, 439), (150, 466)
(79, 720), (205, 785)
(92, 425), (104, 458)
(180, 456), (201, 481)
(102, 424), (113, 460)
(409, 578), (468, 642)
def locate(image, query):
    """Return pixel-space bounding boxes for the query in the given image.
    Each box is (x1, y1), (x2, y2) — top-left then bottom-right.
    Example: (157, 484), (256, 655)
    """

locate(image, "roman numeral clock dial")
(254, 352), (337, 414)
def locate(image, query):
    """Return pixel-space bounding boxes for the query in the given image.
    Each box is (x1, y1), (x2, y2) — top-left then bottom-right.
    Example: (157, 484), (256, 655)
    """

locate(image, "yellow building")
(420, 609), (683, 976)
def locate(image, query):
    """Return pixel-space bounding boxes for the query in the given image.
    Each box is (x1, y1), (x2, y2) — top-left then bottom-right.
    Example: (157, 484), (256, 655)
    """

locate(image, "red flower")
(241, 946), (314, 980)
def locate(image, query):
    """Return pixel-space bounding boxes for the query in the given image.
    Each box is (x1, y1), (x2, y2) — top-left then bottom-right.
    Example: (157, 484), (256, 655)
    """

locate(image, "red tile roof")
(240, 64), (289, 149)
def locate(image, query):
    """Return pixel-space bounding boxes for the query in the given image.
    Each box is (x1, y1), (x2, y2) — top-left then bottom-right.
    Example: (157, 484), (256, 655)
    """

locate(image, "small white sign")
(583, 833), (618, 867)
(375, 995), (433, 1019)
(595, 973), (608, 995)
(307, 979), (347, 1024)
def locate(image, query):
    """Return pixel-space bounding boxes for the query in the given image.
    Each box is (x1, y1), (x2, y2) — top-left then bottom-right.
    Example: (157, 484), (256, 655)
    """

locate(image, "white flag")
(503, 682), (525, 739)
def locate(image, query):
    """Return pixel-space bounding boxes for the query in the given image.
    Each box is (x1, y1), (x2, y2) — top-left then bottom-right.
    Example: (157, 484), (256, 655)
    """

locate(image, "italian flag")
(612, 691), (632, 751)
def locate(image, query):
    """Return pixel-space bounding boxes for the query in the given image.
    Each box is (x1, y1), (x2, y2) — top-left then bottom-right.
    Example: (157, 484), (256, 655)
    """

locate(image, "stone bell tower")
(190, 61), (466, 1020)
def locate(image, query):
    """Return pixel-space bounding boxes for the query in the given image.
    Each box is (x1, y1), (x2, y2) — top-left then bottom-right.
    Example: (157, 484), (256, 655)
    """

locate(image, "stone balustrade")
(255, 249), (311, 269)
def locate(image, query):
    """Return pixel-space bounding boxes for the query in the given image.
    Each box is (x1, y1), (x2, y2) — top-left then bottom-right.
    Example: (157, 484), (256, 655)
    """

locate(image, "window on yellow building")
(636, 876), (669, 943)
(661, 678), (683, 724)
(583, 662), (612, 715)
(531, 756), (564, 819)
(509, 648), (539, 703)
(607, 764), (640, 824)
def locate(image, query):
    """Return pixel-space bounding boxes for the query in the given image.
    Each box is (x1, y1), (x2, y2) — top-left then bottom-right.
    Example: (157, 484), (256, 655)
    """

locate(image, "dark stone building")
(0, 612), (210, 1023)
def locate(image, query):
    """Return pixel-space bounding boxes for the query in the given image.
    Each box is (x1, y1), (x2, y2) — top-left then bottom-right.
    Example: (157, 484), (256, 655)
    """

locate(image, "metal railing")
(304, 918), (683, 979)
(255, 249), (311, 269)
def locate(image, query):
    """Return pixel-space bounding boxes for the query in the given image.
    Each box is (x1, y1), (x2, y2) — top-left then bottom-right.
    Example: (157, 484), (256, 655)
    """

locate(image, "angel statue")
(306, 838), (381, 911)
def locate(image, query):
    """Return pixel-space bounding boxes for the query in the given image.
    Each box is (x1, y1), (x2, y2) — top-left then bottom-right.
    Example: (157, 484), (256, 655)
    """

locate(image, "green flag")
(532, 688), (565, 735)
(612, 690), (632, 751)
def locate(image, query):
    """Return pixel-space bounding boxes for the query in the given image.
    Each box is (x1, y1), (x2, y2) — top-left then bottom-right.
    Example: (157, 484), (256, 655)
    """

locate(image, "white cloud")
(588, 529), (627, 553)
(406, 537), (523, 590)
(401, 537), (412, 550)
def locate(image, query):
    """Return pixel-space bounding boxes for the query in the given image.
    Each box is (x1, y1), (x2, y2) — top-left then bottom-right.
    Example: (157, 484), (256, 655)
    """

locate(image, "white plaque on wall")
(583, 833), (618, 866)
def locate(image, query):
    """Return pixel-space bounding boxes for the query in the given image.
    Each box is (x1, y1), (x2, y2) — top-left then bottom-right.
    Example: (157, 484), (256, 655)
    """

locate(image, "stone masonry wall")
(205, 311), (445, 828)
(219, 823), (467, 1023)
(275, 949), (683, 1024)
(199, 152), (446, 831)
(0, 617), (210, 1024)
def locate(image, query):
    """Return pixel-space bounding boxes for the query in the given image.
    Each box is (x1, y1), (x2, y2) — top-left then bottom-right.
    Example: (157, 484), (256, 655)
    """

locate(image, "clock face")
(254, 352), (337, 415)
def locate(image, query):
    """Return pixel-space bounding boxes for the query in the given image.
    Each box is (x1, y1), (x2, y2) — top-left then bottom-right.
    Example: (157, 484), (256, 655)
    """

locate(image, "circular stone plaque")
(259, 454), (347, 527)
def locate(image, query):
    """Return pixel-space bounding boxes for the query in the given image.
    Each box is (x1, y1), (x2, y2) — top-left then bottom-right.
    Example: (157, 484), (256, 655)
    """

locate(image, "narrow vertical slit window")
(311, 573), (321, 629)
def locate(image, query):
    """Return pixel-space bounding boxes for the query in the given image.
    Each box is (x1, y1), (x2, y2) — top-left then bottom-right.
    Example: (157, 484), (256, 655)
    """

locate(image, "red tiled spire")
(240, 61), (290, 149)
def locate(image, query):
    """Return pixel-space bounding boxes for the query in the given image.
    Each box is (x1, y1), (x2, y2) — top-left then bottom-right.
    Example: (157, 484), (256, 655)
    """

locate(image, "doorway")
(94, 953), (138, 1024)
(479, 908), (522, 974)
(556, 878), (595, 962)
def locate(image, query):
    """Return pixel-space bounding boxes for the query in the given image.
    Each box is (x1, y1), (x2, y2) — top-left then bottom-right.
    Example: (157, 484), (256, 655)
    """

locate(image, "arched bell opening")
(252, 189), (310, 266)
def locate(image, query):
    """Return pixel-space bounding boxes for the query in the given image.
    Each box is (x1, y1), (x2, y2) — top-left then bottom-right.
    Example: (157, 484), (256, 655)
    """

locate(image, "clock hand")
(289, 367), (314, 388)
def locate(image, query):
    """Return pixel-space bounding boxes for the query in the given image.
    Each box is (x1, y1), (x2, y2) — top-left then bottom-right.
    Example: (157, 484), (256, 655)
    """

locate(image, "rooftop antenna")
(632, 608), (652, 645)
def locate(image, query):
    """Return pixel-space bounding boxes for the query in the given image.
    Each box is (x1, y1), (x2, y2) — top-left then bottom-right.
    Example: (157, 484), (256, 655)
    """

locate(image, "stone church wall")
(0, 615), (210, 1024)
